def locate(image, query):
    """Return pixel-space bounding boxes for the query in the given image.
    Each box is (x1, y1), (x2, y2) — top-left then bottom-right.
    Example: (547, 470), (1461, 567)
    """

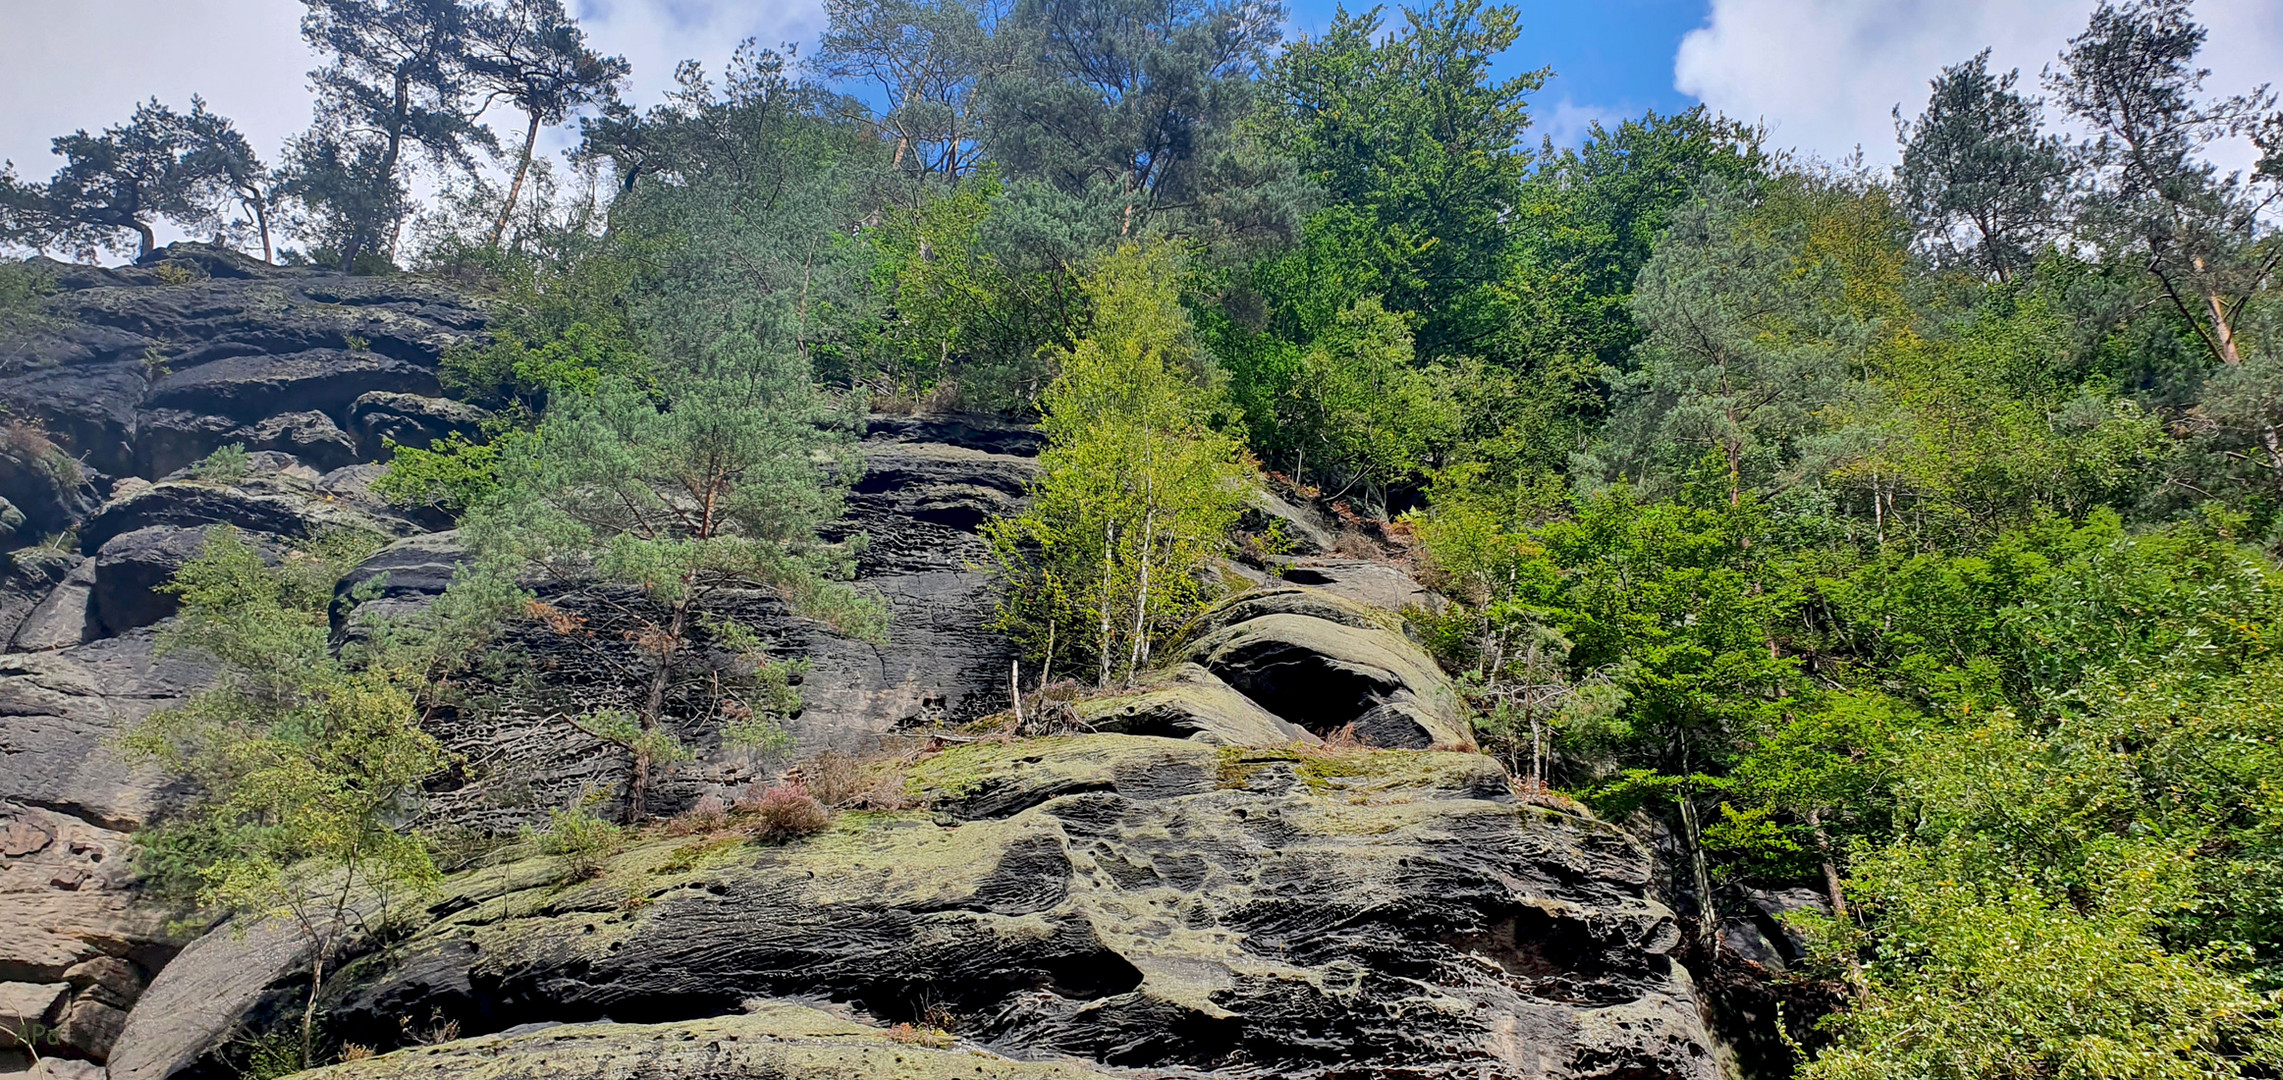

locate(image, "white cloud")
(1536, 97), (1637, 152)
(1674, 0), (2283, 174)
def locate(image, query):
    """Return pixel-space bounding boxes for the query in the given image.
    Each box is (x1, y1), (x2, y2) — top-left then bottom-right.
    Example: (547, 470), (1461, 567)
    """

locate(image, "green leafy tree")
(123, 531), (448, 1069)
(1894, 50), (2076, 282)
(1266, 0), (1541, 354)
(1507, 106), (1768, 386)
(987, 242), (1249, 685)
(1281, 296), (1458, 513)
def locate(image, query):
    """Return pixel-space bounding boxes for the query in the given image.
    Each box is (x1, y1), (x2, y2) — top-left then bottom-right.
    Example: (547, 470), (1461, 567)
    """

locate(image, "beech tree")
(465, 0), (627, 249)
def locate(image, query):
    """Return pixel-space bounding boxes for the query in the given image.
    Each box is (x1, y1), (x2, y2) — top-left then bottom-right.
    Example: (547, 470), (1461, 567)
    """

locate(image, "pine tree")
(463, 0), (627, 249)
(294, 0), (494, 271)
(0, 99), (196, 260)
(1895, 49), (2074, 281)
(458, 290), (885, 821)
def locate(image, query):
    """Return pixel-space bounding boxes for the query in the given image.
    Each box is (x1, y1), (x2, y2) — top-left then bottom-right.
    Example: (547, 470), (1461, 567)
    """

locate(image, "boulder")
(331, 529), (469, 637)
(291, 1003), (1123, 1080)
(0, 548), (85, 644)
(10, 558), (101, 652)
(105, 914), (332, 1080)
(0, 245), (484, 479)
(136, 410), (363, 477)
(347, 390), (490, 455)
(1273, 557), (1445, 614)
(0, 633), (212, 830)
(78, 466), (427, 555)
(1071, 664), (1318, 746)
(1184, 590), (1467, 748)
(93, 525), (268, 635)
(172, 736), (1712, 1080)
(0, 802), (177, 1067)
(0, 445), (99, 546)
(1241, 486), (1334, 555)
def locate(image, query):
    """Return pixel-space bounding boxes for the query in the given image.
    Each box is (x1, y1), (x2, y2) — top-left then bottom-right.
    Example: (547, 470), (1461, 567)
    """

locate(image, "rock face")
(294, 1003), (1124, 1080)
(0, 245), (482, 480)
(156, 737), (1712, 1080)
(0, 252), (1719, 1078)
(1181, 587), (1469, 748)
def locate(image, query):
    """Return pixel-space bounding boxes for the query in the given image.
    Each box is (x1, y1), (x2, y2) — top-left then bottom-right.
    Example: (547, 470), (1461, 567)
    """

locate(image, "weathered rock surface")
(160, 737), (1711, 1080)
(1183, 588), (1468, 748)
(347, 391), (489, 456)
(1071, 664), (1318, 746)
(294, 1003), (1122, 1080)
(0, 801), (178, 1069)
(1, 244), (483, 479)
(328, 414), (1043, 831)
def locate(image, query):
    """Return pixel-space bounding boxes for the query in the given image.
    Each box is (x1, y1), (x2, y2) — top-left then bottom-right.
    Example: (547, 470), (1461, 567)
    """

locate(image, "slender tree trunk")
(2206, 289), (2242, 366)
(254, 204), (274, 264)
(489, 110), (544, 250)
(133, 220), (157, 259)
(1098, 521), (1116, 686)
(1806, 807), (1848, 920)
(1677, 794), (1716, 948)
(346, 72), (413, 273)
(630, 592), (691, 822)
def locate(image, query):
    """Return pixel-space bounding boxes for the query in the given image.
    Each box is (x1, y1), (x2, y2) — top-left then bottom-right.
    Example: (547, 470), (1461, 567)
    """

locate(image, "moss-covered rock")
(1184, 591), (1468, 748)
(1068, 664), (1318, 747)
(186, 733), (1717, 1080)
(292, 1001), (1121, 1079)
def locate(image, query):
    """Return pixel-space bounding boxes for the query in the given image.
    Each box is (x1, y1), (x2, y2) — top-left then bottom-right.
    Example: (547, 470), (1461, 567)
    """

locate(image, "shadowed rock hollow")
(1, 248), (1719, 1079)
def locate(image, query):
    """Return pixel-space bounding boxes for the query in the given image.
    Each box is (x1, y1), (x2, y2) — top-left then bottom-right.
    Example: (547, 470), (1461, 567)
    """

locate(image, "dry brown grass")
(884, 1023), (955, 1048)
(801, 748), (921, 810)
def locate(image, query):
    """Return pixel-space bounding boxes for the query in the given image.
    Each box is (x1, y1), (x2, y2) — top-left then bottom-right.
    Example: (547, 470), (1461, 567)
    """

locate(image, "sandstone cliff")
(1, 246), (1717, 1080)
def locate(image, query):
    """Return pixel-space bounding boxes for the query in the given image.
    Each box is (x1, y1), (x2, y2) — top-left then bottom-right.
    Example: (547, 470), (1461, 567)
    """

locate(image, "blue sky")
(1280, 0), (1712, 144)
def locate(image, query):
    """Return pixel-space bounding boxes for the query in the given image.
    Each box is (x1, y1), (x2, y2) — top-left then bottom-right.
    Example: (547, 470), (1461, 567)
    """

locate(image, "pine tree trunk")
(489, 111), (543, 250)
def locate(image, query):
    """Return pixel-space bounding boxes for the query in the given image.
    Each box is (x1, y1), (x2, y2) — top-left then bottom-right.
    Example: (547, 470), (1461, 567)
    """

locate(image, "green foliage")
(1809, 838), (2283, 1080)
(121, 528), (447, 1066)
(456, 258), (885, 819)
(528, 796), (623, 880)
(1278, 297), (1458, 511)
(188, 442), (250, 483)
(1266, 0), (1541, 355)
(372, 431), (511, 513)
(986, 243), (1250, 684)
(0, 262), (54, 333)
